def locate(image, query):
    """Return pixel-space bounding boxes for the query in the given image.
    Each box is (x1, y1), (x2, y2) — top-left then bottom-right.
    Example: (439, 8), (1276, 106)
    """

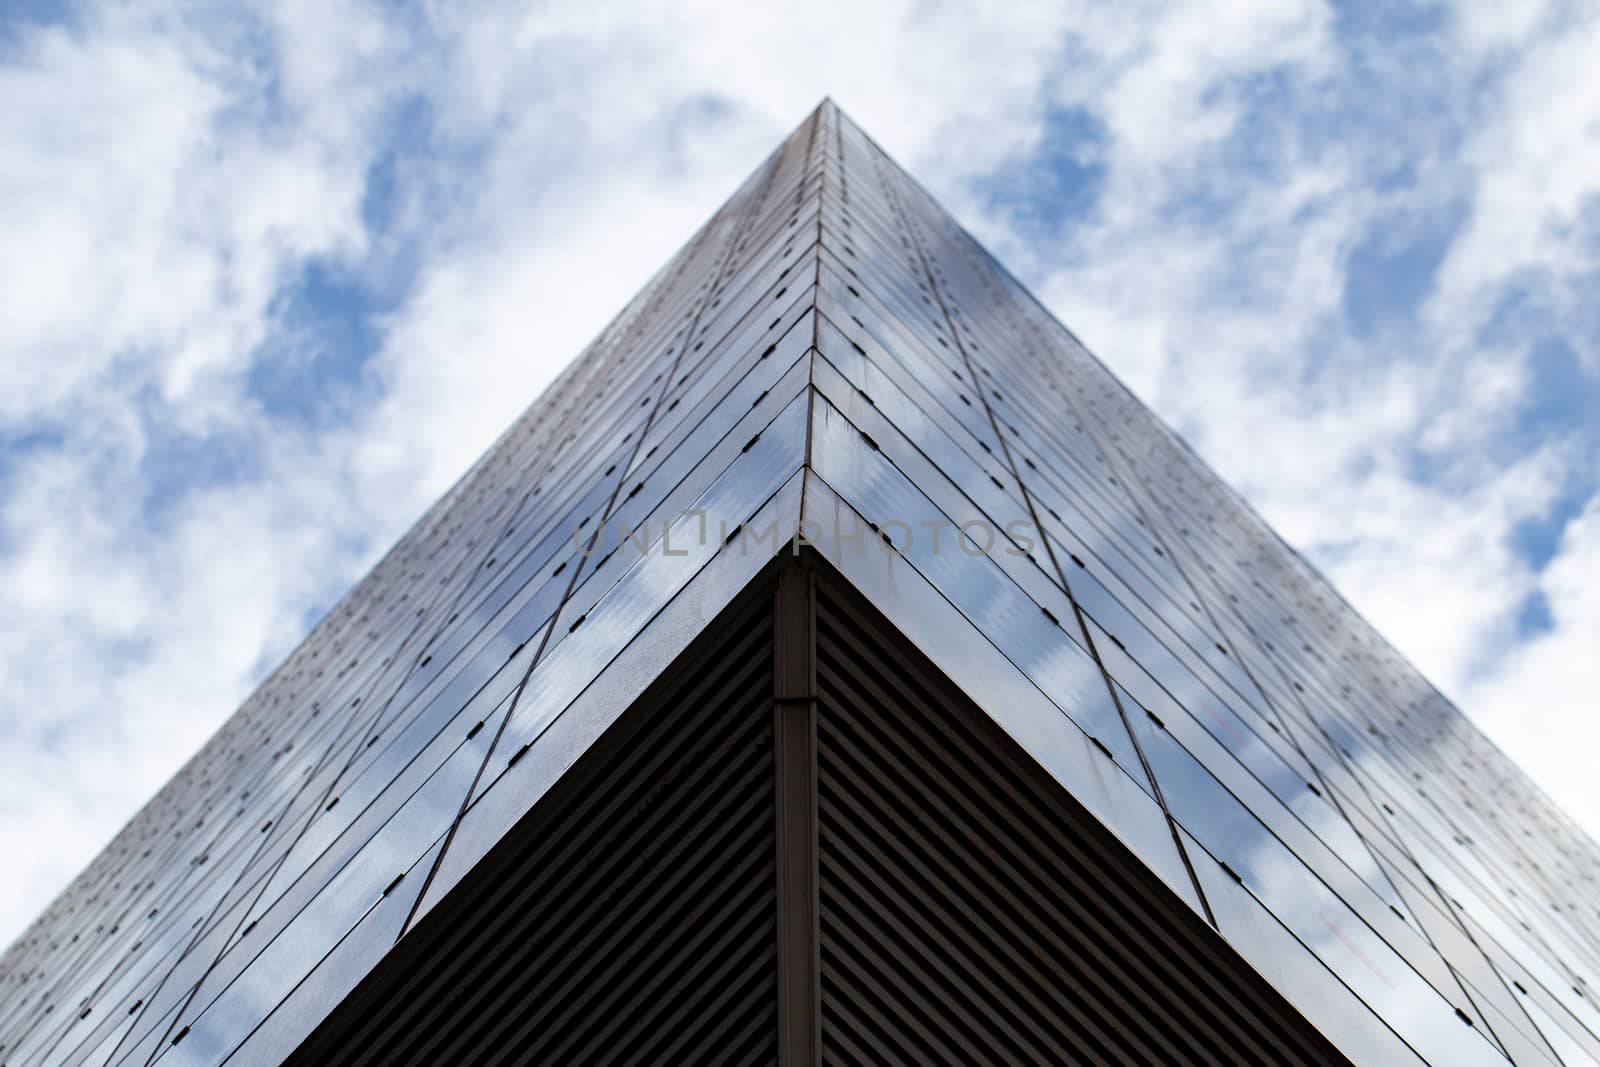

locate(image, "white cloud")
(1430, 3), (1600, 371)
(1465, 497), (1600, 833)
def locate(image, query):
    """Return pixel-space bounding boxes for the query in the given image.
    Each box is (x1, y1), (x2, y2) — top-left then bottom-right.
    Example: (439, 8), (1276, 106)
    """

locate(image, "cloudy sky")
(1, 0), (1596, 949)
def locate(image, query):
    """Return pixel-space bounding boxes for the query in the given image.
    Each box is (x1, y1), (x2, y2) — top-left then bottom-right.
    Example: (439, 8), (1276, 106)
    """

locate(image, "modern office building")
(3, 100), (1599, 1066)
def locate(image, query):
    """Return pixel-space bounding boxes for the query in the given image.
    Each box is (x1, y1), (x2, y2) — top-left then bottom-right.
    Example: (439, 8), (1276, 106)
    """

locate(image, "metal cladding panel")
(5, 96), (1600, 1067)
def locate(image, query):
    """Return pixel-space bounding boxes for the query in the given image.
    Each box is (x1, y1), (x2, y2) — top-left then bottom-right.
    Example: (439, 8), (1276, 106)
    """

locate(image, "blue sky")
(0, 0), (1597, 948)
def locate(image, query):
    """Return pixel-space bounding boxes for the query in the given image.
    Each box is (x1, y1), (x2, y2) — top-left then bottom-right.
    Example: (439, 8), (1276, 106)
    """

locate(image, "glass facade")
(2, 100), (1596, 1066)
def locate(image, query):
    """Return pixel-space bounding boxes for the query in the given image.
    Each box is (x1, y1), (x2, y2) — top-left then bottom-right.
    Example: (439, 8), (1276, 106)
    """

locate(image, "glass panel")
(158, 691), (515, 1057)
(412, 468), (807, 921)
(160, 839), (444, 1067)
(801, 474), (1202, 917)
(1129, 696), (1507, 1066)
(481, 388), (808, 780)
(1184, 826), (1430, 1066)
(808, 390), (1151, 794)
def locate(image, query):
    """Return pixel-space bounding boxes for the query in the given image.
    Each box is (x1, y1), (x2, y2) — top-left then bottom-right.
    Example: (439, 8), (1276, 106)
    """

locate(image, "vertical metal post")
(774, 561), (820, 1066)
